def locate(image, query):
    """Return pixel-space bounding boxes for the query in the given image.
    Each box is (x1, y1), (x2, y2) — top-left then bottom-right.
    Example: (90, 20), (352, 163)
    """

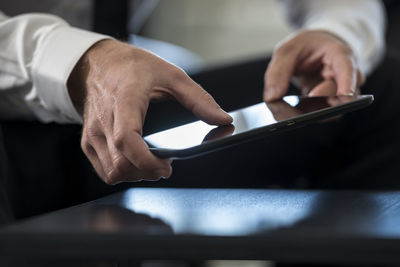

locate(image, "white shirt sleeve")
(277, 0), (386, 76)
(0, 11), (110, 123)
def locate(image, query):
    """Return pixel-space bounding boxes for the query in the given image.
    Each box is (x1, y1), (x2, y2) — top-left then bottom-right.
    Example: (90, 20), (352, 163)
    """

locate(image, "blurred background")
(1, 0), (292, 73)
(133, 0), (292, 71)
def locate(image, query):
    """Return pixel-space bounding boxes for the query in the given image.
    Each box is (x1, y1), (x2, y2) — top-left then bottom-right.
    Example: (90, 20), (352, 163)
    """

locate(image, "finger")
(106, 138), (171, 183)
(113, 95), (173, 178)
(356, 70), (365, 88)
(308, 80), (337, 97)
(165, 71), (233, 126)
(326, 95), (360, 110)
(116, 130), (172, 179)
(264, 46), (299, 102)
(87, 134), (119, 184)
(96, 91), (173, 182)
(331, 54), (357, 96)
(81, 135), (107, 180)
(109, 153), (169, 183)
(297, 74), (324, 95)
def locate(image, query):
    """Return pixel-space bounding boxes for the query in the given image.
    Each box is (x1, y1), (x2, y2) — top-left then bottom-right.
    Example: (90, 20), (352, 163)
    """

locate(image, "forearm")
(278, 0), (386, 76)
(0, 11), (109, 123)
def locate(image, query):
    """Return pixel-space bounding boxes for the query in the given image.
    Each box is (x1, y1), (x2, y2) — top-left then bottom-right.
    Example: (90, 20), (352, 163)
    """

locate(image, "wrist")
(67, 39), (116, 115)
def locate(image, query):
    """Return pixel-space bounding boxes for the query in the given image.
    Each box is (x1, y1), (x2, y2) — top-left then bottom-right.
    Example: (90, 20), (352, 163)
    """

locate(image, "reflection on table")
(1, 188), (400, 264)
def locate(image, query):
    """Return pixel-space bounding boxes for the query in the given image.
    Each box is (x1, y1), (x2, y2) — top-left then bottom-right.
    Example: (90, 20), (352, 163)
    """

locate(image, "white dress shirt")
(279, 0), (386, 76)
(0, 0), (386, 124)
(0, 11), (108, 123)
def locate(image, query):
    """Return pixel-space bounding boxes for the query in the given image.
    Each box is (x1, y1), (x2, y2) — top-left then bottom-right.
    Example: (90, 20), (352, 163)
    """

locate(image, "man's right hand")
(68, 39), (232, 184)
(264, 30), (365, 102)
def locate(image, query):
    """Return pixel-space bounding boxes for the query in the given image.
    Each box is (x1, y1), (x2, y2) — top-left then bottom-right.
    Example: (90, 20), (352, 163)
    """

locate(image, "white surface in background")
(140, 0), (292, 66)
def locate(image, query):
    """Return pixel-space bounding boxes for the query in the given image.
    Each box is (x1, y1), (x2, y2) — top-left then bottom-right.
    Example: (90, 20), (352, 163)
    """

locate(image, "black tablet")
(144, 95), (373, 159)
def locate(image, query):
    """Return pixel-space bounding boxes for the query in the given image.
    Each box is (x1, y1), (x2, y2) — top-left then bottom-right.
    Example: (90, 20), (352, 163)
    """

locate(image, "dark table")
(1, 188), (400, 265)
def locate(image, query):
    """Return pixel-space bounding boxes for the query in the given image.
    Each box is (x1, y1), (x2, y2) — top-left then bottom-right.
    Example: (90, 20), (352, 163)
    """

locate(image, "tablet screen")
(144, 95), (370, 151)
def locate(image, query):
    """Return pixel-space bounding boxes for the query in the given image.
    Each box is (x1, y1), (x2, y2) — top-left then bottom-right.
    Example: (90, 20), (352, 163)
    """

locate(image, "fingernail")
(218, 107), (233, 123)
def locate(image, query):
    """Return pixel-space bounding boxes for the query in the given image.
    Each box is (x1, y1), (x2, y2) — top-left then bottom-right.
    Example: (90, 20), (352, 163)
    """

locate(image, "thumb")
(168, 72), (233, 126)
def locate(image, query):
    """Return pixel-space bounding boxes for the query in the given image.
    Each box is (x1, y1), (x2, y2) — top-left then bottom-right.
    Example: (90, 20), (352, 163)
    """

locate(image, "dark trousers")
(0, 125), (12, 225)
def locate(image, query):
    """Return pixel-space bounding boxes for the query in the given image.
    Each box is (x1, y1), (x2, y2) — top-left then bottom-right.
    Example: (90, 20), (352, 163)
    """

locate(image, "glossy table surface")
(1, 188), (400, 264)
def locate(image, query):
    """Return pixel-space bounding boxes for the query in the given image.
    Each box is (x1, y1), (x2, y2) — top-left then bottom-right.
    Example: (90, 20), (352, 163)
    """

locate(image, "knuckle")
(86, 125), (101, 138)
(80, 137), (90, 154)
(112, 124), (142, 151)
(169, 67), (187, 85)
(112, 130), (126, 150)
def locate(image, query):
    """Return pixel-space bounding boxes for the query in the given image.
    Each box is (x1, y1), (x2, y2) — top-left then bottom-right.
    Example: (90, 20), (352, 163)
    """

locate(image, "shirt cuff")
(31, 26), (110, 124)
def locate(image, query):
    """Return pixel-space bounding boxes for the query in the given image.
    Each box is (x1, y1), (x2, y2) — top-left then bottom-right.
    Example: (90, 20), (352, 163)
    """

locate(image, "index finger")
(264, 47), (299, 102)
(331, 54), (357, 96)
(165, 70), (233, 126)
(112, 90), (172, 179)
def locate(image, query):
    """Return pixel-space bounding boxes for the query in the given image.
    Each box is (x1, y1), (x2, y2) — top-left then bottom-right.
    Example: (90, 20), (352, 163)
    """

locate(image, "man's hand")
(264, 30), (365, 102)
(68, 39), (232, 184)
